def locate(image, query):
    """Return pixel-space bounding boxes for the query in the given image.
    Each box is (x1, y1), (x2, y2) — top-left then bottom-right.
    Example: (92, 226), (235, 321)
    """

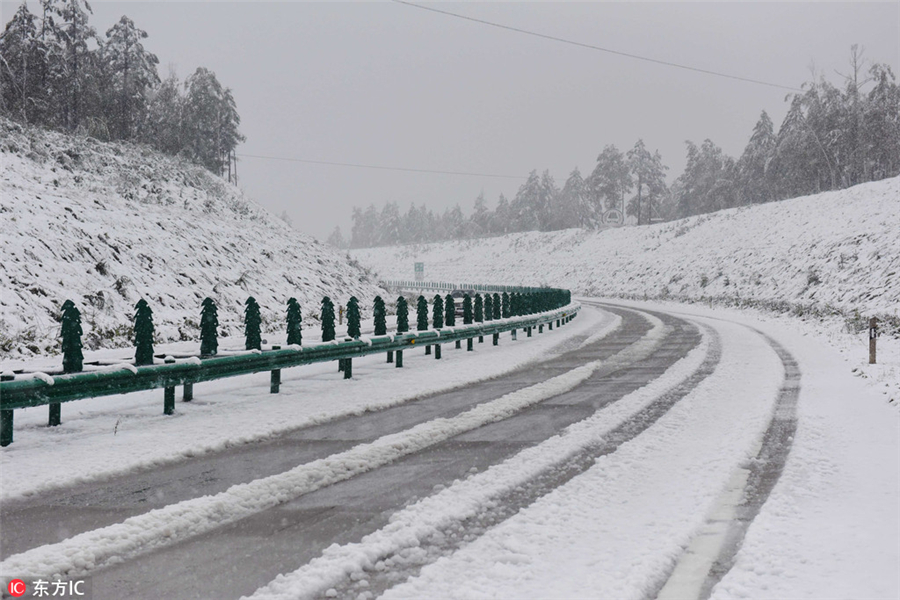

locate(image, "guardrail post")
(539, 324), (544, 333)
(270, 346), (281, 393)
(493, 333), (499, 346)
(1, 373), (13, 446)
(387, 350), (394, 363)
(49, 403), (61, 427)
(396, 350), (403, 367)
(425, 345), (431, 355)
(549, 321), (553, 331)
(527, 326), (532, 337)
(271, 370), (281, 393)
(435, 344), (442, 359)
(557, 319), (561, 328)
(344, 358), (353, 379)
(455, 340), (461, 349)
(478, 335), (484, 344)
(467, 338), (473, 351)
(183, 383), (193, 402)
(164, 357), (176, 415)
(511, 329), (517, 341)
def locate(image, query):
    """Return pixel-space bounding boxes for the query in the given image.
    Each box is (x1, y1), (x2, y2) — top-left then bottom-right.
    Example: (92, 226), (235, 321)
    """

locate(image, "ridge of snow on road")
(0, 308), (644, 581)
(244, 313), (712, 600)
(0, 305), (604, 502)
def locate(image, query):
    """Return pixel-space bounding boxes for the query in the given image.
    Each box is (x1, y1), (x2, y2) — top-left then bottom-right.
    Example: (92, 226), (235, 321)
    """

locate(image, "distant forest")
(338, 46), (899, 249)
(0, 1), (243, 180)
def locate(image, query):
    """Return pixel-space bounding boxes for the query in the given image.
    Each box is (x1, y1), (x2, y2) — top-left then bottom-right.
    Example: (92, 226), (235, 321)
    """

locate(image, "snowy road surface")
(1, 302), (897, 599)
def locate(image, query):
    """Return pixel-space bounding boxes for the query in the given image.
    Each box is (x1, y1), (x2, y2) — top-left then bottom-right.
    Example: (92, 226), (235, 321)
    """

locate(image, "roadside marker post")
(869, 317), (878, 364)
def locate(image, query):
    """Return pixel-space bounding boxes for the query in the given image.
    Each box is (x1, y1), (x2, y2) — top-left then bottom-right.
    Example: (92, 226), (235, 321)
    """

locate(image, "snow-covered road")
(1, 301), (896, 600)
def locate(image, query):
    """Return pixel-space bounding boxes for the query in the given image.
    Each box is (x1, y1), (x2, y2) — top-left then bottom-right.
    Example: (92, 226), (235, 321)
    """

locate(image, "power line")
(392, 0), (801, 93)
(236, 153), (527, 179)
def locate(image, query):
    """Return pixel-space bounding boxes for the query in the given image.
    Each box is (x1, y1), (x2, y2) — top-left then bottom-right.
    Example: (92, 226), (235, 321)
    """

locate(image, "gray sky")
(8, 1), (899, 238)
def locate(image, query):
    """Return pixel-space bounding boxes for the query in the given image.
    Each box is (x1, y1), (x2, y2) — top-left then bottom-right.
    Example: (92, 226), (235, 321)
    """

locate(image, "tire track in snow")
(0, 308), (661, 584)
(651, 322), (800, 600)
(244, 307), (718, 600)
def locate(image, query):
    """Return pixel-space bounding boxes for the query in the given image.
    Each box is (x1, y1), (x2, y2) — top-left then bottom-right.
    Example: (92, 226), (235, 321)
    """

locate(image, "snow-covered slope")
(354, 177), (900, 331)
(0, 118), (382, 357)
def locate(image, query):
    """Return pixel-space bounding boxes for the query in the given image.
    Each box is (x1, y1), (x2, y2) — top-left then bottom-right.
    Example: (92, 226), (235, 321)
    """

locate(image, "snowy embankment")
(353, 178), (900, 407)
(0, 117), (382, 358)
(353, 177), (900, 327)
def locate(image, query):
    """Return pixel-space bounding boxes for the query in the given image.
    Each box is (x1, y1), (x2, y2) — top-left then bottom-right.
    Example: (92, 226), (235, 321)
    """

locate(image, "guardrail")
(382, 280), (552, 294)
(0, 303), (579, 446)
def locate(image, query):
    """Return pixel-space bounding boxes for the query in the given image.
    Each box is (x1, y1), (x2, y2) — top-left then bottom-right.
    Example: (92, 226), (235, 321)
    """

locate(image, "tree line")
(0, 1), (244, 179)
(338, 46), (899, 249)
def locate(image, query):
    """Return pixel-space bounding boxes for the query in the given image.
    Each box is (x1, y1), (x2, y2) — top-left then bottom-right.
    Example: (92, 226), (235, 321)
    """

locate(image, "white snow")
(0, 117), (384, 358)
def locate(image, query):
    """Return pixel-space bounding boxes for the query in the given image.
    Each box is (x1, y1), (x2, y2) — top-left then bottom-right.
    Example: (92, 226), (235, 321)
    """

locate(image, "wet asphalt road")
(1, 304), (706, 599)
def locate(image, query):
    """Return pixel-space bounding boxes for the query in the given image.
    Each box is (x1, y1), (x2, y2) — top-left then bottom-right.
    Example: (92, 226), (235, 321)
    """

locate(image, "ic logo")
(7, 579), (27, 597)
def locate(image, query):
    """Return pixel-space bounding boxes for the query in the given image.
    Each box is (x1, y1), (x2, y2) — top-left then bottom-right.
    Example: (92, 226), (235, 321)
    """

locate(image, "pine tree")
(102, 15), (159, 139)
(432, 294), (444, 329)
(60, 299), (83, 373)
(484, 293), (493, 321)
(416, 296), (428, 331)
(396, 296), (409, 333)
(627, 139), (669, 224)
(53, 0), (97, 132)
(492, 293), (501, 320)
(347, 296), (361, 338)
(144, 70), (183, 154)
(0, 3), (44, 123)
(736, 111), (776, 205)
(244, 296), (261, 350)
(474, 293), (483, 322)
(182, 67), (244, 176)
(133, 298), (154, 366)
(444, 294), (456, 327)
(501, 292), (511, 318)
(321, 296), (336, 342)
(200, 297), (218, 355)
(463, 294), (473, 324)
(286, 297), (302, 345)
(373, 296), (387, 336)
(587, 145), (632, 220)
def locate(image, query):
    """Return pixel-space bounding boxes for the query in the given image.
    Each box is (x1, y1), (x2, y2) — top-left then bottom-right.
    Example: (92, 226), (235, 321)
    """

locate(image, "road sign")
(414, 262), (424, 282)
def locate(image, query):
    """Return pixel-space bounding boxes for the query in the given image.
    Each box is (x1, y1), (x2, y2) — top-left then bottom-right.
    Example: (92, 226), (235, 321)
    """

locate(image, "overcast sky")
(7, 1), (898, 239)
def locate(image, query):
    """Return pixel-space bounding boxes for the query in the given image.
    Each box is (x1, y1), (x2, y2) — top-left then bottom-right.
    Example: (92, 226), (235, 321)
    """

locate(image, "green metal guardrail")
(0, 304), (579, 446)
(382, 280), (552, 294)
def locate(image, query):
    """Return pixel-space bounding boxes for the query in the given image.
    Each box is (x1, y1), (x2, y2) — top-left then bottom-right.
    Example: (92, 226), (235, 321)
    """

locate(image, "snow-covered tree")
(587, 145), (632, 222)
(627, 140), (668, 224)
(102, 15), (158, 139)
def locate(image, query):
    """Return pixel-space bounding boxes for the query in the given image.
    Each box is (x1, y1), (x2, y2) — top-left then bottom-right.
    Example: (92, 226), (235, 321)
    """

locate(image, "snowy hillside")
(354, 177), (900, 332)
(0, 118), (382, 357)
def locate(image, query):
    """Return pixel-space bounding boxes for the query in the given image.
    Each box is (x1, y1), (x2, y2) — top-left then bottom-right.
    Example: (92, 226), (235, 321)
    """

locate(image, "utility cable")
(392, 0), (801, 92)
(237, 153), (527, 179)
